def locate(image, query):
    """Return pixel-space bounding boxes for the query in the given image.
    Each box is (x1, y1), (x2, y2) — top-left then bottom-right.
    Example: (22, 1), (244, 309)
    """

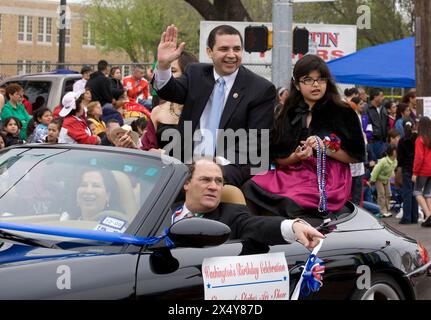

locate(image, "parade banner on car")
(202, 252), (289, 300)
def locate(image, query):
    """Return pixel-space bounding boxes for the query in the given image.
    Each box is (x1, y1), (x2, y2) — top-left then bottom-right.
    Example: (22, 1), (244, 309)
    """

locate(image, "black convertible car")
(0, 144), (430, 300)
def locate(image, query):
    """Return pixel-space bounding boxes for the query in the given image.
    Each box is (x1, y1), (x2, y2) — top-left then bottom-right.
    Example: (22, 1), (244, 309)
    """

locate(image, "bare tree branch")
(183, 0), (217, 20)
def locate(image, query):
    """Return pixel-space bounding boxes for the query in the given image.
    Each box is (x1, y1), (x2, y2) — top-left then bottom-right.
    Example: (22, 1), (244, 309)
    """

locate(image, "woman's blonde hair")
(87, 101), (101, 117)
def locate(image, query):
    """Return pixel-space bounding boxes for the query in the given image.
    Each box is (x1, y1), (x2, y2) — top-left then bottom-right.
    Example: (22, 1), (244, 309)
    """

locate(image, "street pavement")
(382, 216), (431, 253)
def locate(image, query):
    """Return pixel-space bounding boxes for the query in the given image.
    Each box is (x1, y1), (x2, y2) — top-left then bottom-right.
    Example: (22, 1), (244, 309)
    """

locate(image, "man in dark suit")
(153, 25), (276, 187)
(173, 158), (324, 249)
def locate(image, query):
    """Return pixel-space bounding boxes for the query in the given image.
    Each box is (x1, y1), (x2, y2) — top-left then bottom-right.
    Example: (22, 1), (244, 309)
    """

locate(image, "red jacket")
(413, 136), (431, 176)
(22, 98), (33, 115)
(123, 75), (149, 103)
(59, 116), (98, 145)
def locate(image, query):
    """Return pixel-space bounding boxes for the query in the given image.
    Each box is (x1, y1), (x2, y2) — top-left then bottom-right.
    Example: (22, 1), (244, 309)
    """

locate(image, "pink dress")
(252, 157), (352, 213)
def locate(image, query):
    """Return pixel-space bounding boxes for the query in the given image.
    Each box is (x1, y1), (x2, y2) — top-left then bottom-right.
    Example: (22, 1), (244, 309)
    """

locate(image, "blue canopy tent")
(327, 37), (415, 88)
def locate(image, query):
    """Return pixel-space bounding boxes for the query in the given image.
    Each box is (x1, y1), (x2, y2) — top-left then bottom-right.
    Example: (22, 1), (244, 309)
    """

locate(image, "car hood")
(0, 240), (82, 267)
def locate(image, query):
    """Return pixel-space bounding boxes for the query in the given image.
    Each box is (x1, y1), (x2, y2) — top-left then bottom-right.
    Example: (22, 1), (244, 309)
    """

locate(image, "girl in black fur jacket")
(243, 55), (366, 222)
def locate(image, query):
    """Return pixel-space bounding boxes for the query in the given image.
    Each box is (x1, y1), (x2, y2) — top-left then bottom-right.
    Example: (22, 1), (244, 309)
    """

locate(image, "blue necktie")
(206, 77), (226, 153)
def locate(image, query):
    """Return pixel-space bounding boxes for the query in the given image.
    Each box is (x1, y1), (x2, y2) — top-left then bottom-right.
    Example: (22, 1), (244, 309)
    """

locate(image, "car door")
(134, 207), (311, 300)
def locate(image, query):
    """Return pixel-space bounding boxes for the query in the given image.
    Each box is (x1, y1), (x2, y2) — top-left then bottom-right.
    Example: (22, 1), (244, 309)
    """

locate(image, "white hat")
(59, 92), (78, 117)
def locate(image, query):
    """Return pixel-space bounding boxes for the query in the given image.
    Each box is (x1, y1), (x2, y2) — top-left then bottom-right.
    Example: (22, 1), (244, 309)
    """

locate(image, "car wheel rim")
(361, 283), (401, 300)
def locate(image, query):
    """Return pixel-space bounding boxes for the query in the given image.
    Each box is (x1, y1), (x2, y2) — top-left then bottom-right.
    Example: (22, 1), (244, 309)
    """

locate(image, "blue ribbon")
(300, 254), (325, 297)
(0, 222), (175, 248)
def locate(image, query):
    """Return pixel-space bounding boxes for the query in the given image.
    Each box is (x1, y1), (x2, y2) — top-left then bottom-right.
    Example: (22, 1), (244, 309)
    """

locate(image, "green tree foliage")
(294, 0), (414, 49)
(86, 0), (414, 62)
(86, 0), (201, 62)
(240, 0), (414, 49)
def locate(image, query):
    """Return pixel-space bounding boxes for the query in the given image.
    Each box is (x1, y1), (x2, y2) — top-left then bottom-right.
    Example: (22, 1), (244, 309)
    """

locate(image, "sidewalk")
(382, 216), (431, 253)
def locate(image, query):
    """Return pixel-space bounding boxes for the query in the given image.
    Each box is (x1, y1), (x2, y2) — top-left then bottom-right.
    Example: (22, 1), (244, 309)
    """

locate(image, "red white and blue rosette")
(291, 239), (325, 300)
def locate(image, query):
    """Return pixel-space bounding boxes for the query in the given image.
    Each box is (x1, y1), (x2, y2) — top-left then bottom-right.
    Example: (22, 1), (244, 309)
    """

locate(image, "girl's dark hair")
(3, 116), (23, 131)
(109, 66), (121, 78)
(273, 54), (343, 144)
(403, 120), (416, 141)
(33, 107), (51, 123)
(401, 91), (416, 104)
(49, 118), (63, 130)
(69, 94), (84, 117)
(396, 103), (409, 120)
(418, 117), (431, 148)
(384, 100), (395, 111)
(344, 87), (359, 97)
(26, 118), (35, 138)
(177, 52), (199, 74)
(131, 117), (148, 133)
(385, 144), (397, 157)
(387, 128), (400, 143)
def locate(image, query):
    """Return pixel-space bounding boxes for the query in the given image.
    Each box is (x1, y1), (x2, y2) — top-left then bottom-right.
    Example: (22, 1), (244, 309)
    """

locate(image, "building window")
(56, 29), (71, 44)
(17, 60), (32, 75)
(82, 22), (95, 47)
(38, 17), (52, 43)
(36, 61), (51, 73)
(18, 16), (33, 42)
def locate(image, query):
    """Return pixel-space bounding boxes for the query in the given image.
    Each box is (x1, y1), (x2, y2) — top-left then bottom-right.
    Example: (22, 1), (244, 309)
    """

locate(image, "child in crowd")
(46, 119), (62, 143)
(87, 101), (106, 137)
(86, 119), (97, 136)
(2, 117), (24, 147)
(28, 108), (53, 143)
(370, 144), (398, 217)
(387, 128), (401, 146)
(395, 103), (411, 138)
(385, 100), (397, 129)
(413, 117), (431, 227)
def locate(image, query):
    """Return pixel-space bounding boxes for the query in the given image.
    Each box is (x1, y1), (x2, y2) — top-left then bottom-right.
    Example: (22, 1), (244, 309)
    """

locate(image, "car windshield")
(24, 81), (51, 109)
(0, 147), (167, 241)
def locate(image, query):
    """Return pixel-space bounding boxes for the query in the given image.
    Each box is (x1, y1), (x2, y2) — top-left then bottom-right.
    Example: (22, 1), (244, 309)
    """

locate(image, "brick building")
(0, 0), (132, 78)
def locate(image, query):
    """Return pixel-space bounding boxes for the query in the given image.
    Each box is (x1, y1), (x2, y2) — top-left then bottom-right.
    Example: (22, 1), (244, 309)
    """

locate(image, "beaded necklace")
(315, 136), (328, 213)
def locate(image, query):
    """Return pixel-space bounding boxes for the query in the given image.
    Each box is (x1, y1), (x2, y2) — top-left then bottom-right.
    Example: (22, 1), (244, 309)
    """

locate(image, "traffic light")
(293, 27), (309, 55)
(244, 25), (270, 53)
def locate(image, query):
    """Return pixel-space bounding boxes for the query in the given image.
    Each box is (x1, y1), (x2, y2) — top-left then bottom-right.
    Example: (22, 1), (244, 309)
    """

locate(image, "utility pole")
(272, 0), (293, 89)
(415, 0), (431, 118)
(58, 0), (67, 69)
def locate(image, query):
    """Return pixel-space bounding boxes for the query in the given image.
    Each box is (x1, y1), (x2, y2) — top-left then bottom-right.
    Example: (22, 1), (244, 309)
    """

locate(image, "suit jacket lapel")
(191, 67), (215, 133)
(219, 66), (246, 129)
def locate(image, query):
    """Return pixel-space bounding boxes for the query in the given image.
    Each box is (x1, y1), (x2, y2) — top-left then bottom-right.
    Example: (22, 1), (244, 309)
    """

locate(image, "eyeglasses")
(298, 78), (328, 86)
(198, 176), (224, 186)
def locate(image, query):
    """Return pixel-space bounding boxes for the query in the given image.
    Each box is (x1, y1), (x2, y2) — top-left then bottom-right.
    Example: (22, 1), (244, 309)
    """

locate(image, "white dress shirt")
(172, 204), (301, 243)
(154, 66), (239, 158)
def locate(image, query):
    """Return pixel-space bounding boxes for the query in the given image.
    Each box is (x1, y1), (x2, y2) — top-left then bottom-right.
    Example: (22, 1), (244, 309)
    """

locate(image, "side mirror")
(168, 218), (231, 248)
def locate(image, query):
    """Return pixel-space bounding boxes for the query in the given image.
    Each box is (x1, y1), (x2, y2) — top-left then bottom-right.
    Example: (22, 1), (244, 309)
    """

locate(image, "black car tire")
(350, 273), (405, 300)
